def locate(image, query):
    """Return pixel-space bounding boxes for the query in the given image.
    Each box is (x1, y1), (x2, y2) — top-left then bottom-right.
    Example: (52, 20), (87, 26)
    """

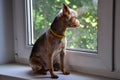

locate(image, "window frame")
(13, 0), (118, 78)
(115, 0), (120, 72)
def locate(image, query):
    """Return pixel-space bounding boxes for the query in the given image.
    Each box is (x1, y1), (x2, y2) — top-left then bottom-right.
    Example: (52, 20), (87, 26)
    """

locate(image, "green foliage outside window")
(32, 0), (98, 50)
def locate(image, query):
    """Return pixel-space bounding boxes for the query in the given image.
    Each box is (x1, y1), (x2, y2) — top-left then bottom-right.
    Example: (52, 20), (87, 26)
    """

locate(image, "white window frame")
(13, 0), (120, 79)
(115, 0), (120, 72)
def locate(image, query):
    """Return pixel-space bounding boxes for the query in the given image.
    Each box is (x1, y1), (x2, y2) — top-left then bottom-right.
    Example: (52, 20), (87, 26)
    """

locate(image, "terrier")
(29, 4), (80, 78)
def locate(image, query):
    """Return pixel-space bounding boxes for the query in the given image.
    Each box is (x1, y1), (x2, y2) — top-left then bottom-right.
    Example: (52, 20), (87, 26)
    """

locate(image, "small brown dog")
(29, 4), (80, 78)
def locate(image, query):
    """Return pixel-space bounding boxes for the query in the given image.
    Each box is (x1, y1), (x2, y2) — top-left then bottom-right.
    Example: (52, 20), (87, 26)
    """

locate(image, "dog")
(29, 4), (80, 78)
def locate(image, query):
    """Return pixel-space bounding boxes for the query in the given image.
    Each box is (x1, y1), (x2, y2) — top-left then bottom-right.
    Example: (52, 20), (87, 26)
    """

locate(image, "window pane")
(32, 0), (98, 51)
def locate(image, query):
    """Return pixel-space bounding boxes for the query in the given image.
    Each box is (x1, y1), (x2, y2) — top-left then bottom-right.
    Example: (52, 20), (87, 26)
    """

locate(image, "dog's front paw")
(63, 71), (70, 75)
(51, 74), (59, 79)
(62, 69), (70, 75)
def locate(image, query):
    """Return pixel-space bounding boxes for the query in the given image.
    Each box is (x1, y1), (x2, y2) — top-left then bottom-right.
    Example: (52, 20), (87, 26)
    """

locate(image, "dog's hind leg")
(29, 57), (47, 75)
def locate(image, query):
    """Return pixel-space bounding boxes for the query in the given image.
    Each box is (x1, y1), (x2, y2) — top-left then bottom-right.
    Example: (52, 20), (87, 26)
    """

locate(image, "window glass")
(31, 0), (98, 51)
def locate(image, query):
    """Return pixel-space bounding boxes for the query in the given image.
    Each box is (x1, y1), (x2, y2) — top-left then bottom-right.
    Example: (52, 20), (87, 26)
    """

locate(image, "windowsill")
(0, 63), (114, 80)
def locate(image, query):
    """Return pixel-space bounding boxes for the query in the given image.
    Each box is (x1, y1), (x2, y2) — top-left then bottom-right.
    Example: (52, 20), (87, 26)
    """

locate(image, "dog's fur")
(29, 4), (80, 78)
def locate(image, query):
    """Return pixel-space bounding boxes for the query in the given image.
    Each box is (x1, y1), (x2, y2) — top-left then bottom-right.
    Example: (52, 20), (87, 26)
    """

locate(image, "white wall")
(0, 0), (15, 64)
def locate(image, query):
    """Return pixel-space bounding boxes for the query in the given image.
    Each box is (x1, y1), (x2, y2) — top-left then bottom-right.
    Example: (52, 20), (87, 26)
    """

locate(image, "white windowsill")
(0, 63), (115, 80)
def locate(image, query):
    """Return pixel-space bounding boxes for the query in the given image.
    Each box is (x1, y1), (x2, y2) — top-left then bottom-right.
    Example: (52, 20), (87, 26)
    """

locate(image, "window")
(13, 0), (115, 78)
(28, 0), (98, 51)
(115, 0), (120, 72)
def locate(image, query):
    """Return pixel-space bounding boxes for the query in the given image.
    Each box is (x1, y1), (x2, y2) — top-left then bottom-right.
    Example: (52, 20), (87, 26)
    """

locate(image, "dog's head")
(57, 4), (80, 28)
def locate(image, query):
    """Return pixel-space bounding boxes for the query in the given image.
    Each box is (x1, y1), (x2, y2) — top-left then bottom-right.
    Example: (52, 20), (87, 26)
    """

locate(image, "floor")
(0, 63), (118, 80)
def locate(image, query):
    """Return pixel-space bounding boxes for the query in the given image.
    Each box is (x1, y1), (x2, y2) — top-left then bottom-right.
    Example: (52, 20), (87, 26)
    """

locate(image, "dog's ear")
(63, 3), (70, 16)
